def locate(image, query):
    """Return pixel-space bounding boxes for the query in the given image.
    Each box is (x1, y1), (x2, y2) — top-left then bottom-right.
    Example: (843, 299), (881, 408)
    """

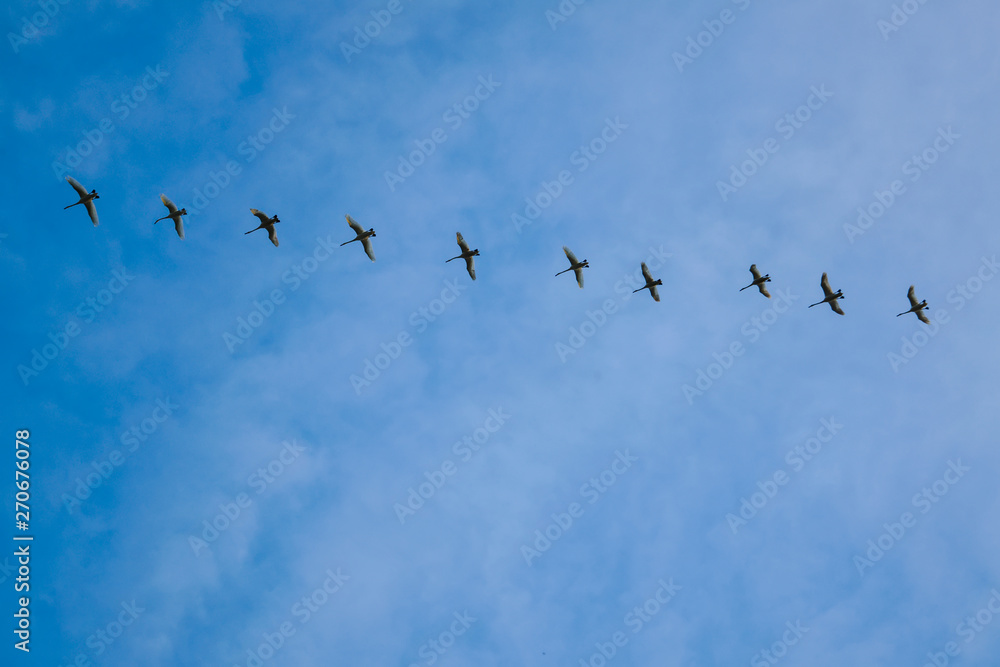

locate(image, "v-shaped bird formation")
(60, 176), (937, 324)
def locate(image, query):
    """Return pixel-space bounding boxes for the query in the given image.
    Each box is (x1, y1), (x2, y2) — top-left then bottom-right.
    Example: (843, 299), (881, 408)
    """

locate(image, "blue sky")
(3, 0), (1000, 665)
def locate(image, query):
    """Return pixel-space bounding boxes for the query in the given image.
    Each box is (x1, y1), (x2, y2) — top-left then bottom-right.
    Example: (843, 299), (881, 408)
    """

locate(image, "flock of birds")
(62, 176), (933, 321)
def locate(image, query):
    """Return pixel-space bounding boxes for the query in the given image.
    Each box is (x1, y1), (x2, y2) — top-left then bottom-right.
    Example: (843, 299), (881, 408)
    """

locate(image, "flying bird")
(808, 272), (845, 314)
(633, 262), (662, 302)
(446, 232), (478, 280)
(64, 176), (100, 226)
(740, 264), (771, 298)
(555, 246), (588, 288)
(341, 214), (375, 261)
(897, 285), (930, 323)
(154, 194), (186, 239)
(246, 208), (280, 247)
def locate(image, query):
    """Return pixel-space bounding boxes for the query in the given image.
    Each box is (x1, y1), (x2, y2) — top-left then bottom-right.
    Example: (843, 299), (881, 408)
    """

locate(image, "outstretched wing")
(749, 264), (762, 280)
(829, 300), (844, 315)
(251, 208), (271, 225)
(821, 272), (834, 298)
(268, 226), (279, 247)
(174, 218), (185, 239)
(361, 237), (375, 261)
(346, 214), (364, 236)
(916, 309), (930, 324)
(573, 266), (584, 288)
(907, 285), (920, 308)
(84, 200), (99, 226)
(465, 255), (476, 280)
(757, 283), (771, 298)
(650, 284), (660, 302)
(641, 262), (654, 284)
(563, 246), (578, 265)
(456, 232), (471, 254)
(161, 194), (179, 215)
(66, 176), (88, 198)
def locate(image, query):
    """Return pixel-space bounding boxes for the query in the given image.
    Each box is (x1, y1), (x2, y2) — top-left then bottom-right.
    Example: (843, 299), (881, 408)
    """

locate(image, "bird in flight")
(633, 262), (662, 301)
(740, 264), (771, 298)
(246, 208), (280, 247)
(154, 194), (187, 239)
(64, 176), (100, 226)
(446, 232), (478, 280)
(555, 246), (588, 288)
(809, 272), (845, 314)
(341, 214), (376, 261)
(897, 285), (930, 323)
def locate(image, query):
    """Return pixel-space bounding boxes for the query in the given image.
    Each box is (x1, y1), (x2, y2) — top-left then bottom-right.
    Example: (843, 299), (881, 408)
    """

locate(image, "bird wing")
(563, 246), (578, 265)
(573, 266), (584, 288)
(174, 218), (184, 239)
(465, 255), (476, 280)
(916, 309), (930, 324)
(758, 283), (771, 298)
(346, 214), (364, 236)
(161, 194), (178, 214)
(907, 285), (919, 308)
(251, 208), (270, 225)
(84, 200), (99, 226)
(821, 272), (834, 298)
(641, 262), (653, 284)
(650, 284), (660, 302)
(268, 226), (279, 247)
(750, 264), (761, 280)
(456, 232), (470, 253)
(829, 300), (844, 315)
(66, 176), (88, 198)
(361, 237), (375, 261)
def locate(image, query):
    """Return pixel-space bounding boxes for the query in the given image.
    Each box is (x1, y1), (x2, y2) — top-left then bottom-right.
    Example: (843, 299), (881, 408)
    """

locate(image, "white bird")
(154, 194), (186, 239)
(246, 208), (280, 247)
(808, 272), (845, 314)
(555, 246), (588, 288)
(341, 214), (375, 261)
(740, 264), (771, 298)
(897, 285), (930, 323)
(64, 176), (99, 226)
(633, 263), (662, 301)
(446, 232), (478, 280)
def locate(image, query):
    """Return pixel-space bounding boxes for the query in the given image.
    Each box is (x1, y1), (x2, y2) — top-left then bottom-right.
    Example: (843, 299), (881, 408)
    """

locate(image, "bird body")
(555, 246), (588, 288)
(342, 214), (376, 261)
(808, 272), (845, 314)
(633, 262), (662, 301)
(64, 176), (100, 226)
(154, 194), (187, 239)
(740, 264), (771, 298)
(897, 285), (930, 323)
(446, 232), (478, 280)
(246, 208), (280, 246)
